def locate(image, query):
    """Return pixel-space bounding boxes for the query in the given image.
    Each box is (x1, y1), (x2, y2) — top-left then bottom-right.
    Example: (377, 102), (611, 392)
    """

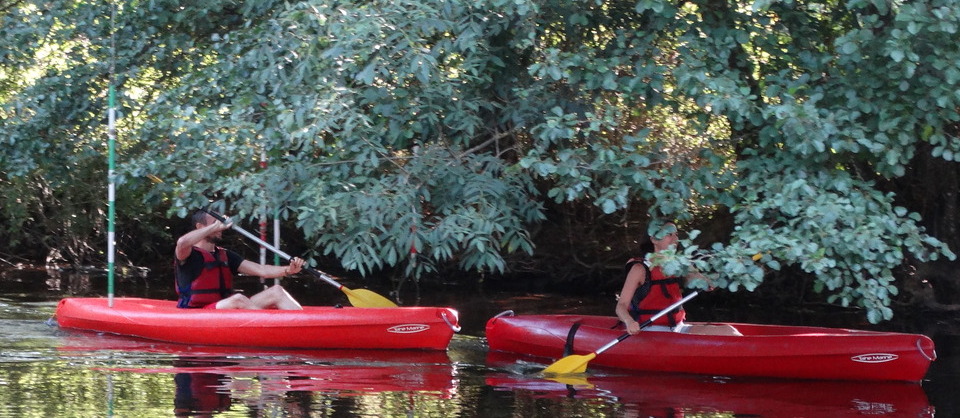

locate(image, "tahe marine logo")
(388, 324), (430, 334)
(851, 353), (899, 363)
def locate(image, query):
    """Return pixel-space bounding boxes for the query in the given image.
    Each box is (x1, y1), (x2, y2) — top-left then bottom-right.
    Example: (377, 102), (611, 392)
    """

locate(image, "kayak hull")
(485, 313), (936, 382)
(57, 297), (459, 350)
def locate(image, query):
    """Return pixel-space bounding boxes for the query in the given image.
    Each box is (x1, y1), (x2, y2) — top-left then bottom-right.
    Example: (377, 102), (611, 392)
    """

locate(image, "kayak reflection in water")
(175, 210), (304, 310)
(173, 364), (232, 417)
(616, 222), (740, 336)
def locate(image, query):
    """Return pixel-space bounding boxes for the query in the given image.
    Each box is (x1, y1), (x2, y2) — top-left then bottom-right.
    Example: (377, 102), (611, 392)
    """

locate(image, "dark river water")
(1, 266), (956, 417)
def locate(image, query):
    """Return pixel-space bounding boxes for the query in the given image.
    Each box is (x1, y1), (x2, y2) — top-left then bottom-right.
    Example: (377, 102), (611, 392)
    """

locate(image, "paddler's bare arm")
(238, 257), (305, 279)
(616, 264), (646, 335)
(175, 219), (231, 262)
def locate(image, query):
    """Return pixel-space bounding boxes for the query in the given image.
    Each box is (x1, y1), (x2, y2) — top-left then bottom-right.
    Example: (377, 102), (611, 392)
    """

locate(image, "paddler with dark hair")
(616, 221), (741, 335)
(175, 210), (304, 310)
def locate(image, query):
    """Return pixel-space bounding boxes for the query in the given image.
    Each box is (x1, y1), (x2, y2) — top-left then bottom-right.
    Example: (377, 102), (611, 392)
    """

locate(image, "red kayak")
(485, 312), (936, 382)
(56, 297), (460, 350)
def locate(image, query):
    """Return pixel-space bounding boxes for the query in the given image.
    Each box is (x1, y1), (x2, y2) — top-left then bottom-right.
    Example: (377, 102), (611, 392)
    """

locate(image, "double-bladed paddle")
(201, 209), (398, 308)
(542, 291), (699, 375)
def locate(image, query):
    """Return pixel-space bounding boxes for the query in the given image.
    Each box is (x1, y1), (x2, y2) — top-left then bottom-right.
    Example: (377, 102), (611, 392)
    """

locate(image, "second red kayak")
(57, 297), (460, 350)
(485, 312), (936, 382)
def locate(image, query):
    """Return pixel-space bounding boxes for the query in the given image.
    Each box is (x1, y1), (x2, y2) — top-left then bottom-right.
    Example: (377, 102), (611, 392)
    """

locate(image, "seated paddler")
(616, 221), (740, 336)
(175, 210), (304, 310)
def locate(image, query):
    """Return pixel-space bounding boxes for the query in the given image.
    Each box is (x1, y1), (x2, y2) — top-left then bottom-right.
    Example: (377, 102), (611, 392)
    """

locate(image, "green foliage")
(2, 0), (958, 322)
(294, 145), (543, 277)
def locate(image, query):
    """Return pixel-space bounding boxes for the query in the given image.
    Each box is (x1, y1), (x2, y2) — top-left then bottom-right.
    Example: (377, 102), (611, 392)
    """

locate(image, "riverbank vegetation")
(2, 0), (959, 322)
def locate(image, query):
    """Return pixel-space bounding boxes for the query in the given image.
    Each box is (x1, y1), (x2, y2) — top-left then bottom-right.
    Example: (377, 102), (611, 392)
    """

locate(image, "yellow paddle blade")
(542, 353), (597, 375)
(343, 287), (398, 308)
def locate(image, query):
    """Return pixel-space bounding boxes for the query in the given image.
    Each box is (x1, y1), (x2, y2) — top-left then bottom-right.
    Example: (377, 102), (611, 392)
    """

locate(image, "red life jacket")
(625, 257), (685, 327)
(176, 247), (233, 308)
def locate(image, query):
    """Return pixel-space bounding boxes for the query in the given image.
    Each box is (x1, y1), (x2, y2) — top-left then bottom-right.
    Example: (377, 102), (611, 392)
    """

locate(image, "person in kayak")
(175, 210), (304, 310)
(616, 221), (740, 335)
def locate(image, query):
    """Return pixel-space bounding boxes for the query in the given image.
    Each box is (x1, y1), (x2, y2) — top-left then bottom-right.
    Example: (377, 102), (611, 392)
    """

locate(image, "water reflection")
(170, 357), (321, 417)
(173, 366), (233, 416)
(163, 359), (460, 416)
(51, 329), (938, 417)
(487, 352), (935, 417)
(0, 267), (955, 417)
(60, 332), (460, 416)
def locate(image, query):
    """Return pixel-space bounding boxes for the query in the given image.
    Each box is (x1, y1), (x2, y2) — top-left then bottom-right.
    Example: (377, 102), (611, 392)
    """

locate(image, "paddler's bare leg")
(248, 285), (303, 310)
(215, 285), (303, 310)
(685, 323), (742, 336)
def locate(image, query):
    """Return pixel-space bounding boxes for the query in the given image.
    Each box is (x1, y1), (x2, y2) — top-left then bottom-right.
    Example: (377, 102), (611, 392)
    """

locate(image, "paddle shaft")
(595, 291), (699, 355)
(201, 209), (343, 289)
(541, 290), (700, 374)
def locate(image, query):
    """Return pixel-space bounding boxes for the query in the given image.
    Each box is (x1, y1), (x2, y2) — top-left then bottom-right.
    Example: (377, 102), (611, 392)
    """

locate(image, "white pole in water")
(106, 2), (118, 308)
(107, 88), (116, 307)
